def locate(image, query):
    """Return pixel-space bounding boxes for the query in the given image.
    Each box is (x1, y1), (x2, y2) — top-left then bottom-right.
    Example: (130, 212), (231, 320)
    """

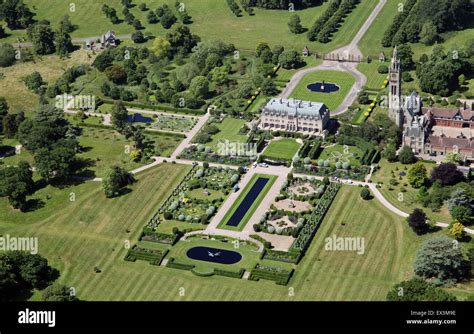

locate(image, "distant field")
(0, 50), (93, 113)
(262, 138), (300, 161)
(289, 70), (356, 111)
(1, 0), (377, 54)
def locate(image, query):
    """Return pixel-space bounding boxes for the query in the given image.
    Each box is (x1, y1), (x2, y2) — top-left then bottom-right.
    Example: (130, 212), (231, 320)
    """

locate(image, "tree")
(102, 165), (135, 198)
(0, 161), (34, 210)
(402, 72), (413, 82)
(256, 42), (273, 63)
(23, 71), (43, 92)
(35, 139), (78, 182)
(407, 162), (427, 188)
(131, 30), (146, 43)
(448, 188), (474, 224)
(0, 43), (16, 67)
(147, 10), (159, 23)
(189, 75), (209, 98)
(397, 44), (414, 70)
(210, 66), (229, 86)
(444, 152), (462, 164)
(104, 64), (127, 84)
(0, 0), (34, 29)
(377, 65), (389, 74)
(431, 163), (464, 186)
(386, 277), (456, 301)
(414, 236), (467, 282)
(59, 14), (75, 33)
(407, 208), (429, 235)
(55, 28), (74, 57)
(288, 14), (304, 34)
(360, 188), (371, 200)
(449, 221), (465, 240)
(398, 146), (416, 164)
(0, 251), (58, 301)
(160, 10), (177, 29)
(383, 144), (397, 162)
(42, 284), (79, 301)
(27, 22), (56, 55)
(166, 24), (200, 55)
(111, 101), (128, 132)
(150, 37), (171, 58)
(451, 206), (472, 225)
(2, 113), (21, 138)
(278, 50), (302, 69)
(420, 21), (438, 46)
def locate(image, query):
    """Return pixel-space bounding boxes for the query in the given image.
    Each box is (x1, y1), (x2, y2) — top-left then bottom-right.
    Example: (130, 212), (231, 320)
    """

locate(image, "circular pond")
(186, 246), (242, 265)
(306, 81), (340, 93)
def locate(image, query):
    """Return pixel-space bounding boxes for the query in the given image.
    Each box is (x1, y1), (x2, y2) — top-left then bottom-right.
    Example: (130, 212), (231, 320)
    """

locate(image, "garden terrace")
(261, 138), (301, 164)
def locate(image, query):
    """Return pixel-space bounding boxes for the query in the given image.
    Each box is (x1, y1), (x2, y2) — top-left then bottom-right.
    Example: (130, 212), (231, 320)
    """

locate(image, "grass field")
(357, 62), (388, 91)
(0, 50), (93, 113)
(262, 138), (300, 162)
(1, 172), (472, 300)
(217, 174), (277, 232)
(371, 159), (452, 223)
(1, 0), (378, 54)
(289, 70), (356, 111)
(205, 118), (248, 151)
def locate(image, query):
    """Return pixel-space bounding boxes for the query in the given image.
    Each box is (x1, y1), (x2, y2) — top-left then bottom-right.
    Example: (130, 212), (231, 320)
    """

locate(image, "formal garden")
(293, 138), (375, 181)
(150, 113), (197, 132)
(254, 176), (326, 239)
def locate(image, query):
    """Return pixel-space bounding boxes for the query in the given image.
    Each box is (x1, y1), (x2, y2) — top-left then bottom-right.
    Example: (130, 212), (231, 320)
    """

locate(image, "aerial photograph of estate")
(0, 0), (473, 330)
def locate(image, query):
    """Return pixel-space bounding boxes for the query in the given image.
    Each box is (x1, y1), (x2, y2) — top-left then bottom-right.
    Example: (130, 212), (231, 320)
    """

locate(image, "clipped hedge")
(166, 257), (195, 270)
(101, 99), (206, 115)
(124, 245), (168, 266)
(249, 264), (294, 285)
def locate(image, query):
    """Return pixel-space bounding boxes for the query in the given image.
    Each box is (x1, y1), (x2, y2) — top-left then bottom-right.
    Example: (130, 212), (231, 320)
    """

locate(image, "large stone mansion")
(388, 47), (474, 161)
(259, 98), (330, 134)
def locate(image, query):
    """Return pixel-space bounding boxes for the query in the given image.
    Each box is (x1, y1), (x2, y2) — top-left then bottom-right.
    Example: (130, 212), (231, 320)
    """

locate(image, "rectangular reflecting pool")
(225, 177), (270, 227)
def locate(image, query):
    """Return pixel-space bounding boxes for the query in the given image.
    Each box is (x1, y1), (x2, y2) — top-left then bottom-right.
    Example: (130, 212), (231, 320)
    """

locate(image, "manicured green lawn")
(262, 138), (300, 162)
(357, 0), (400, 58)
(1, 166), (471, 300)
(218, 174), (277, 232)
(205, 118), (248, 151)
(186, 188), (225, 201)
(78, 127), (181, 177)
(289, 70), (356, 111)
(318, 144), (363, 168)
(154, 220), (207, 234)
(371, 159), (451, 223)
(357, 62), (388, 91)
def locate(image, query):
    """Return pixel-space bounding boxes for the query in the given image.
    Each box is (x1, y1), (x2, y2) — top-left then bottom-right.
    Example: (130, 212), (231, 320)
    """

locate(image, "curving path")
(279, 0), (387, 116)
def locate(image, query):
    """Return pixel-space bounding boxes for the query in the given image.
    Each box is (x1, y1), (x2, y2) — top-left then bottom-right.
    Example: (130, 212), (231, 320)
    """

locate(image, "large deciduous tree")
(414, 236), (468, 283)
